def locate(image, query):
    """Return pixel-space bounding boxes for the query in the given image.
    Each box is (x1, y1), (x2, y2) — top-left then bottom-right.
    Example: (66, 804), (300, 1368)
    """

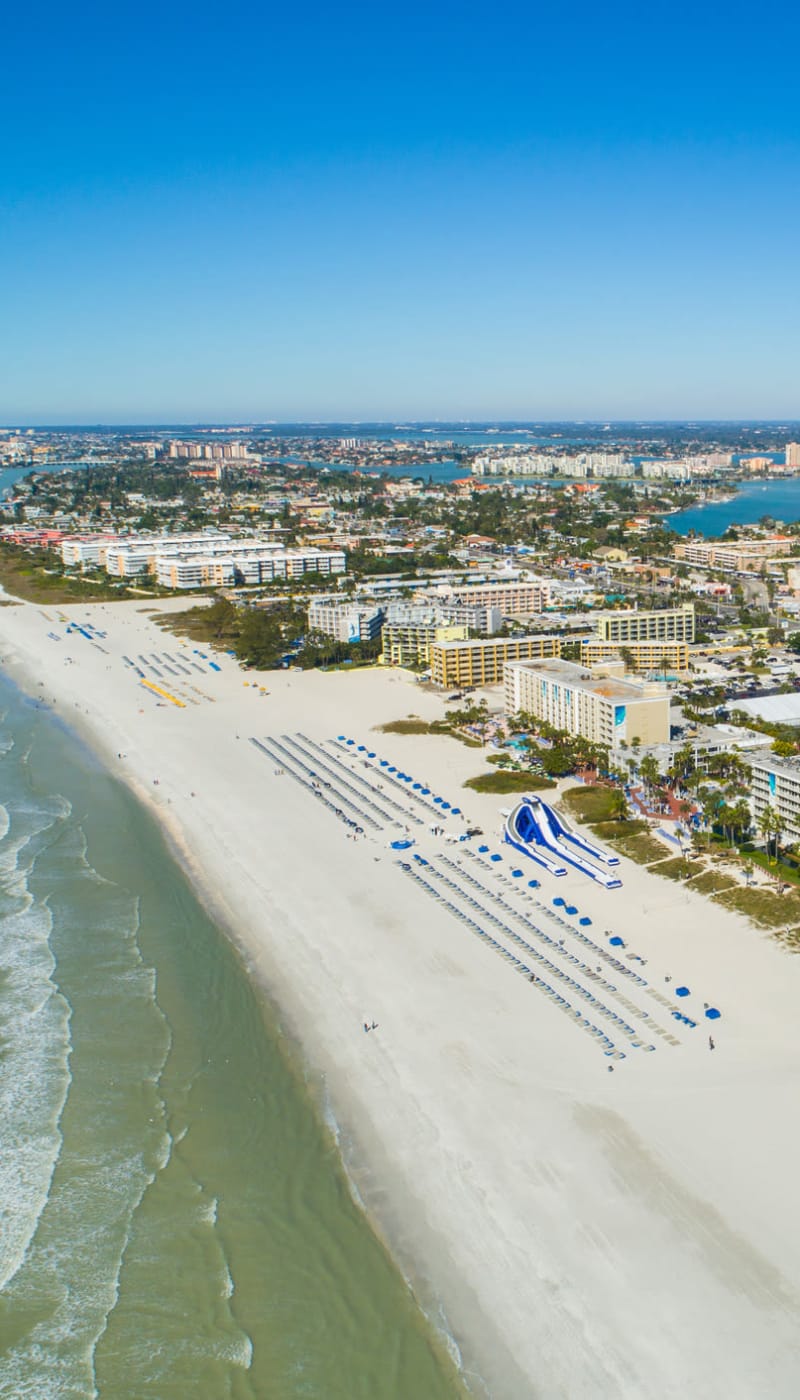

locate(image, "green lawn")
(612, 832), (673, 865)
(561, 785), (626, 825)
(687, 869), (738, 894)
(713, 885), (800, 929)
(650, 854), (705, 881)
(464, 771), (555, 794)
(590, 818), (649, 840)
(0, 546), (137, 604)
(378, 718), (434, 735)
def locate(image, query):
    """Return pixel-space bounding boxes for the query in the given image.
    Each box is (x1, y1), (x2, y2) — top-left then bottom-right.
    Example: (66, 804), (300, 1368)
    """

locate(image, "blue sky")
(2, 0), (799, 422)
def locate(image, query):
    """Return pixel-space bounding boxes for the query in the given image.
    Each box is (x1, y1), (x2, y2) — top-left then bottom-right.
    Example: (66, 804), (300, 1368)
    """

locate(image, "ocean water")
(668, 477), (800, 536)
(0, 678), (466, 1400)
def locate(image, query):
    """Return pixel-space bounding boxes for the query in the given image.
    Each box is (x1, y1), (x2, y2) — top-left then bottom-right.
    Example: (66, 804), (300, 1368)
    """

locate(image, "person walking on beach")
(709, 1036), (715, 1050)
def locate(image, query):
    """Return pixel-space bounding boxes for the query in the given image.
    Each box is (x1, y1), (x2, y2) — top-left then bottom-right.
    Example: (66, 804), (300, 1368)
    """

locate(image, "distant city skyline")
(2, 1), (799, 421)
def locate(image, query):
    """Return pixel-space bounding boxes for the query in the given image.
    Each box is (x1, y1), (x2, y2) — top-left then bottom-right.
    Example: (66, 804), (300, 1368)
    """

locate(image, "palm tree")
(758, 805), (782, 865)
(638, 754), (661, 797)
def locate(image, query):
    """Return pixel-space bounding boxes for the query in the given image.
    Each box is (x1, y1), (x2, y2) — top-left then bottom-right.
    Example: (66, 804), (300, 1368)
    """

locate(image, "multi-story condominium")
(592, 604), (695, 646)
(443, 579), (551, 615)
(673, 539), (792, 571)
(103, 533), (227, 577)
(504, 657), (670, 748)
(103, 534), (346, 587)
(307, 598), (384, 644)
(749, 754), (800, 845)
(167, 440), (248, 460)
(640, 459), (692, 481)
(472, 453), (552, 476)
(786, 442), (800, 469)
(153, 545), (346, 588)
(382, 622), (468, 669)
(579, 638), (690, 672)
(430, 635), (561, 688)
(60, 535), (117, 568)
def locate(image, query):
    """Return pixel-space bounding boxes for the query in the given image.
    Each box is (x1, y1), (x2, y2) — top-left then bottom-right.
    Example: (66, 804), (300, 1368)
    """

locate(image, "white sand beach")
(3, 594), (800, 1399)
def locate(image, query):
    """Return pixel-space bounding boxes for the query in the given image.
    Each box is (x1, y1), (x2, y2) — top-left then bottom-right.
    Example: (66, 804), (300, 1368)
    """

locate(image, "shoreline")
(0, 613), (493, 1396)
(4, 595), (800, 1397)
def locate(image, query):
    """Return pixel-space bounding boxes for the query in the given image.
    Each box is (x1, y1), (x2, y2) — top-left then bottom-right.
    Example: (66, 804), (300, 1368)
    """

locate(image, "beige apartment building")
(504, 657), (670, 748)
(592, 604), (695, 645)
(580, 638), (690, 673)
(673, 539), (792, 571)
(430, 635), (561, 688)
(443, 578), (551, 615)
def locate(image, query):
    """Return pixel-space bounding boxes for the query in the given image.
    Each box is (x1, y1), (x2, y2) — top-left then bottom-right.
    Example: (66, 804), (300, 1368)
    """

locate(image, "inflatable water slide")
(504, 795), (622, 889)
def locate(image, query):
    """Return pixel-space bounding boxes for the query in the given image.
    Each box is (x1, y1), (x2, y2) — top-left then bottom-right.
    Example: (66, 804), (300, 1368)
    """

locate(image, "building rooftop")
(506, 655), (667, 700)
(434, 634), (561, 652)
(733, 693), (800, 726)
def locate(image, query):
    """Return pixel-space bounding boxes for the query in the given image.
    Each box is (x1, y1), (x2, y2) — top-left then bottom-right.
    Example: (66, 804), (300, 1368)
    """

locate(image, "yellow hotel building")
(430, 635), (561, 688)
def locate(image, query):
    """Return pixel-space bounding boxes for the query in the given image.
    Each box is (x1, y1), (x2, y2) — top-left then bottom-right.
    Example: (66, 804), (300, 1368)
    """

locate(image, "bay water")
(0, 675), (465, 1399)
(668, 477), (800, 536)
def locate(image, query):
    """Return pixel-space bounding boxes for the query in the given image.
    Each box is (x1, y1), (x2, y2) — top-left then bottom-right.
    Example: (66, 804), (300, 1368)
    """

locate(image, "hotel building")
(750, 754), (800, 845)
(504, 657), (670, 748)
(430, 635), (561, 688)
(579, 638), (690, 673)
(307, 598), (384, 644)
(442, 579), (551, 615)
(382, 621), (468, 668)
(592, 604), (695, 646)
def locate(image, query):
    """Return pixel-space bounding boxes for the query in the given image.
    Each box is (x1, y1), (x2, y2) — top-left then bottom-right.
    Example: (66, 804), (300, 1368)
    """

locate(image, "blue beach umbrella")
(553, 897), (565, 907)
(357, 745), (366, 751)
(490, 853), (502, 862)
(413, 783), (422, 790)
(565, 905), (578, 915)
(478, 845), (489, 853)
(346, 739), (355, 745)
(579, 916), (591, 926)
(512, 869), (522, 878)
(421, 788), (430, 795)
(337, 734), (346, 740)
(675, 986), (690, 998)
(367, 751), (376, 758)
(528, 879), (540, 888)
(451, 808), (461, 815)
(609, 936), (624, 947)
(705, 1007), (721, 1020)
